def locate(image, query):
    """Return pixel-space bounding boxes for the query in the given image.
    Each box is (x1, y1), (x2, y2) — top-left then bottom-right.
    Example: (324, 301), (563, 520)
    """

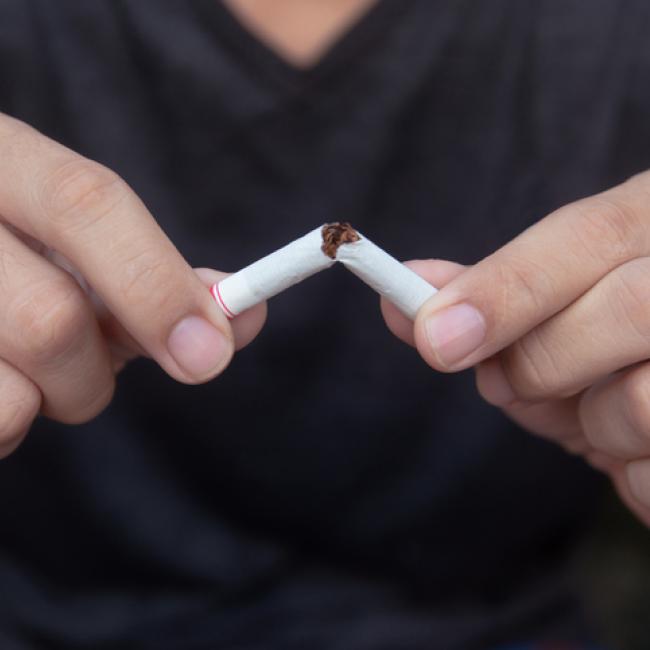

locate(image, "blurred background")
(576, 493), (650, 649)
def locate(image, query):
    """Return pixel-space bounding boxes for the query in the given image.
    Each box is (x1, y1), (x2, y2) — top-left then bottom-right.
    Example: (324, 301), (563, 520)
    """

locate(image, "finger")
(0, 223), (115, 423)
(476, 357), (588, 453)
(580, 362), (650, 461)
(38, 250), (149, 373)
(90, 267), (264, 370)
(486, 256), (650, 403)
(414, 172), (650, 371)
(194, 268), (266, 350)
(0, 358), (40, 458)
(381, 260), (466, 346)
(609, 462), (650, 528)
(622, 458), (650, 518)
(64, 264), (265, 374)
(0, 115), (233, 384)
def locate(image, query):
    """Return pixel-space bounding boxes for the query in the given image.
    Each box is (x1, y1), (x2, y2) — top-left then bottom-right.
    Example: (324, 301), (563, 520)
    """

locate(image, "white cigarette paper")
(335, 233), (438, 320)
(213, 226), (335, 318)
(212, 223), (437, 320)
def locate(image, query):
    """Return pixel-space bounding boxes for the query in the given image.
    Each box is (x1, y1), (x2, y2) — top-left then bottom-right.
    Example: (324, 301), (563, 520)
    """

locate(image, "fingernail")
(167, 316), (231, 380)
(424, 303), (486, 368)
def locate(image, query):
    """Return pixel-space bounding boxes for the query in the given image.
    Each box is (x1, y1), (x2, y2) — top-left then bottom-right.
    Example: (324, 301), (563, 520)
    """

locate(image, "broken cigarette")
(212, 226), (335, 318)
(212, 223), (437, 320)
(332, 226), (438, 320)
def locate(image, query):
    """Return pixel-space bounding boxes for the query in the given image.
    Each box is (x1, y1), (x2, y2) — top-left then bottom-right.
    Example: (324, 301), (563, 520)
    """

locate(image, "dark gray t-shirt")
(2, 0), (648, 647)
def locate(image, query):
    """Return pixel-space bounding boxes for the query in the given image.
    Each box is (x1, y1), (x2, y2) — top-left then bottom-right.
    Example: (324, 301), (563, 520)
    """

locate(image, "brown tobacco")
(321, 222), (360, 259)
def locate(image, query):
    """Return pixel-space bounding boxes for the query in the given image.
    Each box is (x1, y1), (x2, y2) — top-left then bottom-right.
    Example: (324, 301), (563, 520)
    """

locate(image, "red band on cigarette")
(211, 283), (236, 319)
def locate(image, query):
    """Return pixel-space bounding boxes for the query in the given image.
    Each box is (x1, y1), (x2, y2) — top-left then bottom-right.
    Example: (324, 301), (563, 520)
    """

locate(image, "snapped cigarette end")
(212, 221), (437, 322)
(213, 226), (335, 318)
(321, 222), (360, 259)
(332, 225), (438, 320)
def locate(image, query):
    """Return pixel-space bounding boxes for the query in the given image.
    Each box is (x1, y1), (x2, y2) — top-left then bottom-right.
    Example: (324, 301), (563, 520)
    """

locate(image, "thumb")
(98, 268), (267, 373)
(413, 187), (646, 372)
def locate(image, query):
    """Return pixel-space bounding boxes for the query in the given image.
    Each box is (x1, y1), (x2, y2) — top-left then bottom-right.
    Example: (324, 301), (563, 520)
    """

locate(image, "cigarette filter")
(212, 226), (335, 318)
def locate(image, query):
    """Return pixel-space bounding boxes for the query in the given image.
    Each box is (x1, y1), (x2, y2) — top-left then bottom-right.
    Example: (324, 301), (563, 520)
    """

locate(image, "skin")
(381, 172), (650, 527)
(0, 0), (367, 456)
(223, 0), (650, 529)
(0, 114), (266, 456)
(222, 0), (378, 67)
(4, 2), (650, 533)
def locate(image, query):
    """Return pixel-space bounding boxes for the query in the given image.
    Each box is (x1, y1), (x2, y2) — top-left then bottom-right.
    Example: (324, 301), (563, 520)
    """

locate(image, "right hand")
(0, 114), (266, 458)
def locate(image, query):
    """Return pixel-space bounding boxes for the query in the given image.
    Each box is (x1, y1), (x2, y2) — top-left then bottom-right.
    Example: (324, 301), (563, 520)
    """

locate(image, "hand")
(382, 171), (650, 526)
(0, 114), (265, 458)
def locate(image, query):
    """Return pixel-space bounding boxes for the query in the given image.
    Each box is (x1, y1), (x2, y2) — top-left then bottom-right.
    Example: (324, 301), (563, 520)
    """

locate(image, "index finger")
(0, 115), (233, 383)
(414, 171), (650, 371)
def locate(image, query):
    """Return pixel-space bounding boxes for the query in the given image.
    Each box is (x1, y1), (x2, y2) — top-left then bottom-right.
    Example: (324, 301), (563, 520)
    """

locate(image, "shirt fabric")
(1, 0), (649, 647)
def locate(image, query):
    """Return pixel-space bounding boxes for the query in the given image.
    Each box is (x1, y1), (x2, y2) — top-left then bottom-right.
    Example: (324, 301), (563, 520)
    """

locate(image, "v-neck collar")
(192, 0), (413, 94)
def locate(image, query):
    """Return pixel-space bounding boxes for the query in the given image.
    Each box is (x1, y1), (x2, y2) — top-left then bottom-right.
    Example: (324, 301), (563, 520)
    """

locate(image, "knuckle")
(119, 247), (178, 312)
(0, 376), (39, 452)
(56, 377), (116, 426)
(609, 259), (650, 342)
(494, 255), (555, 321)
(40, 158), (129, 237)
(11, 279), (90, 365)
(622, 370), (650, 437)
(502, 331), (563, 400)
(571, 196), (641, 264)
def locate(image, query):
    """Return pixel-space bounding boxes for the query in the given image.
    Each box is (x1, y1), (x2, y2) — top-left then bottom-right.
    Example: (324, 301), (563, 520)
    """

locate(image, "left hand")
(382, 171), (650, 526)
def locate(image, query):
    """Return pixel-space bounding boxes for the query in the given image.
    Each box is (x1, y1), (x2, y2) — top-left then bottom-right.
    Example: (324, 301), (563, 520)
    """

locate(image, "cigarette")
(333, 226), (438, 320)
(212, 223), (437, 320)
(211, 226), (335, 318)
